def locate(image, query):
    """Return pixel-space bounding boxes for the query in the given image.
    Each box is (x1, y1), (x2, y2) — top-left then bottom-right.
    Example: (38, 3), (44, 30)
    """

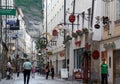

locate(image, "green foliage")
(14, 0), (43, 18)
(36, 36), (47, 49)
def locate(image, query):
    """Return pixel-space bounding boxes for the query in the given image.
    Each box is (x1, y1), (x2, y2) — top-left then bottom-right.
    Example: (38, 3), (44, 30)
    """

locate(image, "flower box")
(82, 28), (89, 34)
(72, 32), (77, 38)
(75, 41), (81, 46)
(76, 30), (83, 36)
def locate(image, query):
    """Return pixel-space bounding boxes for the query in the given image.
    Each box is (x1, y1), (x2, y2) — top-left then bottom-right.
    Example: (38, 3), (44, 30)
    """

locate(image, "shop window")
(74, 48), (84, 69)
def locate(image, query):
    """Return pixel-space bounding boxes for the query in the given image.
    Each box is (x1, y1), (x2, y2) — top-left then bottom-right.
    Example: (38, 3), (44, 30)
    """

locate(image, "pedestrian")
(17, 67), (20, 77)
(101, 59), (108, 84)
(31, 65), (36, 78)
(51, 65), (54, 79)
(45, 62), (50, 79)
(23, 59), (32, 84)
(6, 61), (12, 80)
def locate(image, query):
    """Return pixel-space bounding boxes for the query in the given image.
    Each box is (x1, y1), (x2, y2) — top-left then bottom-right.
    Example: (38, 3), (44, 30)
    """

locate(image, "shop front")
(113, 50), (120, 84)
(101, 41), (119, 84)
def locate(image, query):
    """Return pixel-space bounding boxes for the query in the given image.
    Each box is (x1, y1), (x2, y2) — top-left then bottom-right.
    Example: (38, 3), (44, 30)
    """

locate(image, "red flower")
(76, 30), (81, 33)
(76, 30), (83, 36)
(72, 32), (77, 38)
(75, 41), (81, 46)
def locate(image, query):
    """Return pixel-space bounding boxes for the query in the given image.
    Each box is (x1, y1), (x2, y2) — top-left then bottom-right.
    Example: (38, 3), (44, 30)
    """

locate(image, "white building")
(43, 0), (94, 82)
(1, 0), (35, 59)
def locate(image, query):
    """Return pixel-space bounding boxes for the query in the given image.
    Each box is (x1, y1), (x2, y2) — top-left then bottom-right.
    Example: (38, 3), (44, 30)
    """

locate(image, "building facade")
(43, 0), (93, 83)
(99, 0), (120, 84)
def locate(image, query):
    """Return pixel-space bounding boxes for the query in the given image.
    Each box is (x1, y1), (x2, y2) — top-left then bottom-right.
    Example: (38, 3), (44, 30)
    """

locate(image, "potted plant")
(72, 32), (77, 38)
(76, 30), (83, 36)
(82, 28), (89, 34)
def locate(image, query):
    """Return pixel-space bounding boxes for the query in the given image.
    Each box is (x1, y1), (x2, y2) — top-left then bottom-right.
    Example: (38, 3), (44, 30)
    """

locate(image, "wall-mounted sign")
(103, 42), (116, 49)
(92, 50), (100, 60)
(0, 9), (16, 15)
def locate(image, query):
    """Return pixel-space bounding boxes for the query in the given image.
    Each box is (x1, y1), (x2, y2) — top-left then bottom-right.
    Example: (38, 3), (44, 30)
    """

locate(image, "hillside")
(14, 0), (43, 38)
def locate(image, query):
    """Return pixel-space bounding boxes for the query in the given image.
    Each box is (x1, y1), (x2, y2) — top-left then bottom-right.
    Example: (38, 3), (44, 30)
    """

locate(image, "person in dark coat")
(45, 62), (50, 79)
(51, 65), (54, 79)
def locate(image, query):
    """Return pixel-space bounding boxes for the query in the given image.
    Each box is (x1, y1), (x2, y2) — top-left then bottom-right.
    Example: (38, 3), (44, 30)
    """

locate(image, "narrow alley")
(0, 73), (83, 84)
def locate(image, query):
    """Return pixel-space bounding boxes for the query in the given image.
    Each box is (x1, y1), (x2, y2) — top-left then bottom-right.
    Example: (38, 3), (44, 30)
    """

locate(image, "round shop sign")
(94, 24), (100, 29)
(69, 14), (76, 23)
(52, 29), (58, 36)
(92, 50), (100, 60)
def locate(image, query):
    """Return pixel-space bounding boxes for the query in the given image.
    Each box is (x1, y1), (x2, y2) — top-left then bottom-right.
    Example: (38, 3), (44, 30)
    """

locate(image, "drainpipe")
(91, 0), (95, 28)
(72, 0), (76, 31)
(45, 0), (48, 63)
(64, 0), (67, 68)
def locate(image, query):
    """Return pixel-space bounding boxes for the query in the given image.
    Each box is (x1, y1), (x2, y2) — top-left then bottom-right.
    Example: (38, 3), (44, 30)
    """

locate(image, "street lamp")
(38, 52), (41, 56)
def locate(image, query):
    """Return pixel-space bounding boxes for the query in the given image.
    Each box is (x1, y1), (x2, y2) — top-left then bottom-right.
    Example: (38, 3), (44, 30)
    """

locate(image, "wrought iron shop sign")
(0, 9), (16, 15)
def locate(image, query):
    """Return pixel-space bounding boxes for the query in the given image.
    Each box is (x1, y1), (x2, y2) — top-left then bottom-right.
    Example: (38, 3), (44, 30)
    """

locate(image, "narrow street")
(0, 73), (83, 84)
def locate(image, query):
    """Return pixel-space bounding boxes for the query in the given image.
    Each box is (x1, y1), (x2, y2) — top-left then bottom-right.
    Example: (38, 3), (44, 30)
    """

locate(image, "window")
(88, 8), (91, 28)
(116, 0), (120, 20)
(82, 12), (85, 28)
(74, 48), (84, 69)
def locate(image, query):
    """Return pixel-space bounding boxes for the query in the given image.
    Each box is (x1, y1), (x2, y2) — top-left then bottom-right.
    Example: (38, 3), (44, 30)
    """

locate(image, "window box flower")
(67, 35), (72, 40)
(75, 41), (81, 46)
(76, 30), (83, 36)
(72, 32), (77, 38)
(63, 35), (72, 44)
(82, 28), (89, 34)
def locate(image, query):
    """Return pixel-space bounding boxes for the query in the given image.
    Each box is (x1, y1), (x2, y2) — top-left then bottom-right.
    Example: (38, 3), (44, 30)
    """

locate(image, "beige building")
(100, 0), (120, 84)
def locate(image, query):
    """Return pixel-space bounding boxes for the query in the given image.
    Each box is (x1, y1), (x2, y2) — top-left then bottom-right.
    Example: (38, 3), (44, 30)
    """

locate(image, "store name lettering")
(103, 42), (116, 49)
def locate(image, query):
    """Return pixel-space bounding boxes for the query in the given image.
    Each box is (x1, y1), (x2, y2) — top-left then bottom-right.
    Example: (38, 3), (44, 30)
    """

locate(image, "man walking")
(23, 59), (32, 84)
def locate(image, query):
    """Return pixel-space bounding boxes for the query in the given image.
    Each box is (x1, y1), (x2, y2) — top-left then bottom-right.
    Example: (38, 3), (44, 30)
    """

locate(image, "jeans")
(24, 70), (31, 84)
(101, 74), (108, 84)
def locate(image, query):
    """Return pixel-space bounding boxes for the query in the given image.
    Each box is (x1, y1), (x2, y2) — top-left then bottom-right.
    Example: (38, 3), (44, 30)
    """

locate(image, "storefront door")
(113, 50), (120, 84)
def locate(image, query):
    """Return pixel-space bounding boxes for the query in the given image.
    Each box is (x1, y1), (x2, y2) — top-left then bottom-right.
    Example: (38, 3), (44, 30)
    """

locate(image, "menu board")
(61, 68), (68, 78)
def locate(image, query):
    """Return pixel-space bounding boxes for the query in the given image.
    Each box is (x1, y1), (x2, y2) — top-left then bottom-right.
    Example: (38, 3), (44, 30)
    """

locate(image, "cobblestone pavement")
(0, 73), (84, 84)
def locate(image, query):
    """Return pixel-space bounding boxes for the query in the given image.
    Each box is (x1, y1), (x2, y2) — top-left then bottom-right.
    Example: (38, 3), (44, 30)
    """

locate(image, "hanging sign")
(52, 29), (58, 36)
(69, 14), (76, 23)
(94, 24), (100, 29)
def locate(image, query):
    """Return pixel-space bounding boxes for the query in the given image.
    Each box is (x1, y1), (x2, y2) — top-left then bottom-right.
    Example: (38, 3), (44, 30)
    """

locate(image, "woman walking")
(45, 62), (50, 79)
(32, 65), (36, 78)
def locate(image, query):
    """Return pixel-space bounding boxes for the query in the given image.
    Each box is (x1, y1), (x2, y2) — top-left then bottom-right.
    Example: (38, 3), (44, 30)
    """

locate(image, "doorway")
(113, 50), (120, 84)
